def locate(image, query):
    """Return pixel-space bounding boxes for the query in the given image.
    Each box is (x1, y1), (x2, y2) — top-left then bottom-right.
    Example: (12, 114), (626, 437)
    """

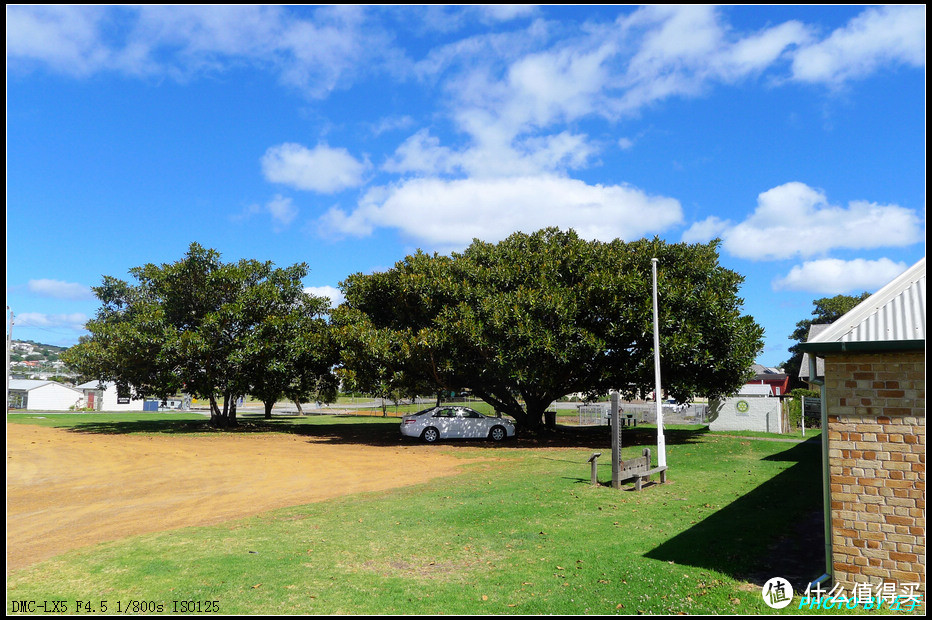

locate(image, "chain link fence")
(573, 401), (709, 426)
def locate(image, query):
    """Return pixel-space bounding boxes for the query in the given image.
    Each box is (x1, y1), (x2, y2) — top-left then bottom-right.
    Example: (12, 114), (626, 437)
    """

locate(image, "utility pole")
(651, 259), (667, 468)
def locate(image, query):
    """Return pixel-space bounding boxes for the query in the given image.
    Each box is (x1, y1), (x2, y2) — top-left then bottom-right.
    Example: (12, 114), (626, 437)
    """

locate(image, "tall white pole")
(611, 391), (621, 489)
(651, 259), (666, 467)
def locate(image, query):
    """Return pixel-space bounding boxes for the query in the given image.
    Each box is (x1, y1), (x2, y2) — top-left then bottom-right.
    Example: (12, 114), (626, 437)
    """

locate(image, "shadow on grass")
(644, 438), (825, 593)
(59, 415), (711, 450)
(514, 424), (710, 449)
(60, 414), (407, 446)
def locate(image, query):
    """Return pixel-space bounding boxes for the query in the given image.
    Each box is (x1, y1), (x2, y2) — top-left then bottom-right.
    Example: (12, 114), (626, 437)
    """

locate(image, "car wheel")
(489, 426), (506, 442)
(422, 427), (440, 443)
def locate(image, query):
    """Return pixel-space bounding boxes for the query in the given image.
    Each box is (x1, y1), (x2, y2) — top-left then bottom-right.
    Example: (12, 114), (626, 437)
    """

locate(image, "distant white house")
(75, 381), (147, 411)
(8, 379), (83, 411)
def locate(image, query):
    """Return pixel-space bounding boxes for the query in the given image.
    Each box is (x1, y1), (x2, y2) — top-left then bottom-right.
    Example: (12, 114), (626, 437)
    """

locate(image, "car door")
(431, 408), (458, 438)
(456, 408), (488, 438)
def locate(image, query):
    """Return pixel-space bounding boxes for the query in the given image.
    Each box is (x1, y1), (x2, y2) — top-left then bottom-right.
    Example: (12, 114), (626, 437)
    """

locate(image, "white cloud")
(409, 6), (815, 186)
(384, 125), (598, 179)
(452, 110), (598, 177)
(614, 6), (810, 115)
(27, 279), (94, 300)
(7, 5), (392, 98)
(478, 5), (536, 23)
(624, 5), (723, 73)
(265, 195), (298, 229)
(261, 143), (368, 193)
(773, 258), (909, 294)
(319, 174), (683, 247)
(6, 6), (111, 76)
(714, 20), (812, 81)
(369, 115), (416, 137)
(382, 129), (459, 176)
(504, 43), (616, 128)
(681, 216), (732, 244)
(304, 285), (345, 307)
(17, 312), (89, 332)
(721, 182), (923, 260)
(233, 194), (299, 230)
(791, 5), (926, 84)
(10, 5), (923, 107)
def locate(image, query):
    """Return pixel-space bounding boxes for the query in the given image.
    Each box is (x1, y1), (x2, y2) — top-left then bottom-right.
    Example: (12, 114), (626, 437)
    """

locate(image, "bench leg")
(660, 470), (667, 484)
(635, 476), (643, 491)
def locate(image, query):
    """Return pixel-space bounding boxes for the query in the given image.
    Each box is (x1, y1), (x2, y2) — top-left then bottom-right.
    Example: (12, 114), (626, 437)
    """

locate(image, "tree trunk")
(207, 394), (241, 429)
(264, 400), (274, 419)
(294, 400), (304, 416)
(471, 387), (544, 433)
(518, 406), (546, 432)
(209, 395), (221, 427)
(505, 397), (550, 434)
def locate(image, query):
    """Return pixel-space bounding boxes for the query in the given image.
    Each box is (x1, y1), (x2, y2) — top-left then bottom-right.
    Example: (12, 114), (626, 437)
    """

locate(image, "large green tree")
(62, 243), (336, 427)
(782, 292), (871, 390)
(245, 292), (339, 419)
(335, 228), (764, 431)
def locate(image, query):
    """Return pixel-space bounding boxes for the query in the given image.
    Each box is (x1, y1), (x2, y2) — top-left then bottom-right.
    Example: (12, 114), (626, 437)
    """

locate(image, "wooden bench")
(619, 447), (667, 491)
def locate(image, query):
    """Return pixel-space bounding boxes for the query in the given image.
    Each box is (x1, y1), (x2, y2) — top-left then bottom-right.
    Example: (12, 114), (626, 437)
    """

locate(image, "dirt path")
(6, 423), (465, 574)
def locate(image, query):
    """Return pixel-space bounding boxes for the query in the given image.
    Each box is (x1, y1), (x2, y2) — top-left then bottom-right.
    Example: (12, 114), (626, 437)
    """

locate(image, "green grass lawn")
(5, 414), (884, 615)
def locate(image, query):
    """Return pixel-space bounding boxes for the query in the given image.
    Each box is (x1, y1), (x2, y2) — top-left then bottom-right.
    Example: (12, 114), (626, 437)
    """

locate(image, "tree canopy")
(334, 228), (764, 430)
(62, 243), (337, 427)
(782, 292), (871, 390)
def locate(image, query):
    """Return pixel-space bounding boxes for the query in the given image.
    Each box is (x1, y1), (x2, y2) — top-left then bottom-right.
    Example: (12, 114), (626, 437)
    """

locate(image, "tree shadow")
(513, 424), (710, 449)
(59, 416), (711, 450)
(644, 439), (825, 593)
(60, 414), (407, 446)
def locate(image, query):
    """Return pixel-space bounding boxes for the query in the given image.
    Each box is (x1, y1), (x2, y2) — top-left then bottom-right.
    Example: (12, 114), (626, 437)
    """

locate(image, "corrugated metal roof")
(9, 379), (81, 392)
(9, 379), (53, 391)
(808, 257), (925, 345)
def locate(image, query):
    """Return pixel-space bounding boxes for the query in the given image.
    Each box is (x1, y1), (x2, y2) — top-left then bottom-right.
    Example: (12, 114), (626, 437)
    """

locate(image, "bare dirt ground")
(6, 423), (466, 574)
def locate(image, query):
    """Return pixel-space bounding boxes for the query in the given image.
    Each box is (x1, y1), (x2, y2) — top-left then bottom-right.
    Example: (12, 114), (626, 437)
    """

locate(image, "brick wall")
(823, 350), (925, 593)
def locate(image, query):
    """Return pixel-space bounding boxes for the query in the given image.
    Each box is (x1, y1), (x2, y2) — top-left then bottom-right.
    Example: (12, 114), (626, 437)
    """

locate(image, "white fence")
(708, 396), (785, 433)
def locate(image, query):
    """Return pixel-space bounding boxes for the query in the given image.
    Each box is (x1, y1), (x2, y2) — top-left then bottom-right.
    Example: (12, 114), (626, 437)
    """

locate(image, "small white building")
(8, 379), (83, 411)
(76, 381), (147, 412)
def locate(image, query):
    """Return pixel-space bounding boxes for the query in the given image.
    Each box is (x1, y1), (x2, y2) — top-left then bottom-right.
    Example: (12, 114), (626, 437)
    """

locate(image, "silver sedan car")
(400, 406), (516, 443)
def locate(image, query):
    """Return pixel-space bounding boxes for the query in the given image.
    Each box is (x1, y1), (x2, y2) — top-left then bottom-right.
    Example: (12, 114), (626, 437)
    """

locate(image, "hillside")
(10, 340), (74, 380)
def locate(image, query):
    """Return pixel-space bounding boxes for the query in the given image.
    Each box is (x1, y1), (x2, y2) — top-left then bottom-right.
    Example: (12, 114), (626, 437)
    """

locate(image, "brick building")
(800, 257), (925, 595)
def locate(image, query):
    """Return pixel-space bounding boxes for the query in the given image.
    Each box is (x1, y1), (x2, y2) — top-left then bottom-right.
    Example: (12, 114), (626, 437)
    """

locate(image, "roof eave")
(798, 339), (925, 354)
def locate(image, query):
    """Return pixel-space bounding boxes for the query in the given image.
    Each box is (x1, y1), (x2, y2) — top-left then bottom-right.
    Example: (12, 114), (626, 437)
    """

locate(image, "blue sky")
(6, 5), (926, 368)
